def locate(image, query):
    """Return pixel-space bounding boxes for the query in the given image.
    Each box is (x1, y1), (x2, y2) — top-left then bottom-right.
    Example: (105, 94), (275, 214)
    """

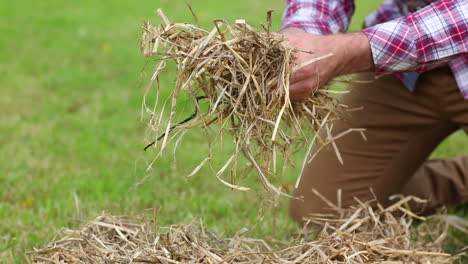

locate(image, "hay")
(140, 10), (364, 195)
(29, 196), (466, 263)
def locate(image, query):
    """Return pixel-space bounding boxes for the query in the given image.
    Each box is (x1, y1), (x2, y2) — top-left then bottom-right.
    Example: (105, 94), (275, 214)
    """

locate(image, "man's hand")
(281, 27), (374, 101)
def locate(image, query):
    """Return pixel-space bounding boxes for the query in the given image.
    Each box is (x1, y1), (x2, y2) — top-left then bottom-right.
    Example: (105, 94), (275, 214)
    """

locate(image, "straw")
(140, 9), (356, 194)
(29, 196), (466, 263)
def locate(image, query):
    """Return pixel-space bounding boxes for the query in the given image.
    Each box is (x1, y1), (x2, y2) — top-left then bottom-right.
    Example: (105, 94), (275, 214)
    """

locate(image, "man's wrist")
(337, 32), (374, 75)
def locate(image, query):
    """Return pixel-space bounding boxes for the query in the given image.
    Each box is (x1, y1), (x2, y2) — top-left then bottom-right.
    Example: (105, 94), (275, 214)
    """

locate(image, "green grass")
(0, 0), (466, 263)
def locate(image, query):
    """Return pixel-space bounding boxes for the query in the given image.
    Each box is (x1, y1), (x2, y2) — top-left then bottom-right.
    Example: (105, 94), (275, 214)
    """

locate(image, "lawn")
(0, 0), (466, 263)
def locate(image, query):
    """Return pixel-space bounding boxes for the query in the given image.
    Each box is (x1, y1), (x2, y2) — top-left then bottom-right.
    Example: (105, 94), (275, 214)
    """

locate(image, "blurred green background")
(1, 0), (466, 262)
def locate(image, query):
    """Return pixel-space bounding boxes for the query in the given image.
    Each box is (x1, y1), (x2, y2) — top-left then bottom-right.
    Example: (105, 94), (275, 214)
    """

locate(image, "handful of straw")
(141, 9), (362, 194)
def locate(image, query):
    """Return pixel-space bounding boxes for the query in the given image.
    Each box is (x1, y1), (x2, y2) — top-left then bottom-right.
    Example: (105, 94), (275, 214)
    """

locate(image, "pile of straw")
(29, 196), (466, 263)
(140, 10), (364, 195)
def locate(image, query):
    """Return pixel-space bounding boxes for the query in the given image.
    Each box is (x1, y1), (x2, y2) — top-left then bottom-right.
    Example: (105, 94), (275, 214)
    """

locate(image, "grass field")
(1, 0), (467, 263)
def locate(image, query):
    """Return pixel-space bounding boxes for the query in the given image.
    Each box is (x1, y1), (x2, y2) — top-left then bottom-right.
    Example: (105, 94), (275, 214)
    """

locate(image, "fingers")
(289, 61), (320, 101)
(289, 78), (319, 102)
(290, 49), (320, 83)
(291, 63), (314, 83)
(279, 31), (326, 101)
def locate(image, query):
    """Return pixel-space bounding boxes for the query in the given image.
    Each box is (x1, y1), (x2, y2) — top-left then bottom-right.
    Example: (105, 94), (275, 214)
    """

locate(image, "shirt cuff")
(362, 18), (419, 75)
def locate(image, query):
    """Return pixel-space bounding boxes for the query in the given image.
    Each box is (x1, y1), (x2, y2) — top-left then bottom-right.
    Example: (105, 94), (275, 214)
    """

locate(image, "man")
(281, 0), (468, 222)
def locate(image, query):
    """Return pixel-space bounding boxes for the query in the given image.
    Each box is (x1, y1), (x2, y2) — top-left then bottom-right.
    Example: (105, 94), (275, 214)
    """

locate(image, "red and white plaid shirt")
(282, 0), (468, 99)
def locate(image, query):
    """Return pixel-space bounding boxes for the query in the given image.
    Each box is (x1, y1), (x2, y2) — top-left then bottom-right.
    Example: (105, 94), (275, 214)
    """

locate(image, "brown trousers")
(290, 67), (468, 222)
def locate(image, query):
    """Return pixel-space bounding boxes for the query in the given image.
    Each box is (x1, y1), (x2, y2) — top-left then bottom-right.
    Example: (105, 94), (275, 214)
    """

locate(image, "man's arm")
(281, 0), (363, 101)
(283, 31), (373, 101)
(283, 0), (468, 101)
(282, 0), (355, 35)
(363, 0), (468, 74)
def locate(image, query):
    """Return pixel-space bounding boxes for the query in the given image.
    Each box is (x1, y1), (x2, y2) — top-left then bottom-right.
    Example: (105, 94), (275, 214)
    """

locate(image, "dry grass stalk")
(140, 9), (363, 195)
(29, 196), (466, 263)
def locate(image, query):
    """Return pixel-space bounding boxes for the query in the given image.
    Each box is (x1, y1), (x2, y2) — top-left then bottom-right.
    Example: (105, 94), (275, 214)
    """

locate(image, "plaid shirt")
(282, 0), (468, 99)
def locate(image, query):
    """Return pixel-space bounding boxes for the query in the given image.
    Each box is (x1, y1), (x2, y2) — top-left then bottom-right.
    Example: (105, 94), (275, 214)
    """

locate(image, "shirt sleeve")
(363, 0), (468, 74)
(364, 0), (404, 28)
(282, 0), (355, 35)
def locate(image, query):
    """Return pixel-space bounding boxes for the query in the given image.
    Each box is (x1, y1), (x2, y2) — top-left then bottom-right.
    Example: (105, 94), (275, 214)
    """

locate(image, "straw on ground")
(29, 195), (467, 263)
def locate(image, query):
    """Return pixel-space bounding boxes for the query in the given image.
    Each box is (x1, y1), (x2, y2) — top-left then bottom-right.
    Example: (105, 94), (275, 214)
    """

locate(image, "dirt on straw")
(29, 195), (467, 263)
(140, 9), (365, 196)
